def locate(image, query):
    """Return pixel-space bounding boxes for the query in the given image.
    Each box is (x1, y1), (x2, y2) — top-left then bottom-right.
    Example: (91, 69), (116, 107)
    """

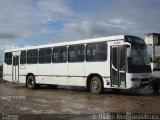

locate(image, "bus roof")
(5, 35), (126, 52)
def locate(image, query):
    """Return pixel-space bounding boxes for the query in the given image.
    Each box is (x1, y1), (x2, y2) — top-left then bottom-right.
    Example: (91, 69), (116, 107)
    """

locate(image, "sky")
(0, 0), (160, 64)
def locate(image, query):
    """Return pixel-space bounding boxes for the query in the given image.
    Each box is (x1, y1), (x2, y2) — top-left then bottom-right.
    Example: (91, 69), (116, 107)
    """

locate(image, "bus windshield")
(131, 44), (150, 65)
(125, 36), (151, 73)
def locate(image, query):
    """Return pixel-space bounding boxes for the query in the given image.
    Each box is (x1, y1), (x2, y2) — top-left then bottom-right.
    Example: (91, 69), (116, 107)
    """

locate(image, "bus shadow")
(103, 88), (157, 97)
(11, 83), (159, 97)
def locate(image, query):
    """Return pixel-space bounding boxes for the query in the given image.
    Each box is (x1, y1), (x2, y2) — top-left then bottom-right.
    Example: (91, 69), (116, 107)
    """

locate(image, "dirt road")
(0, 80), (160, 120)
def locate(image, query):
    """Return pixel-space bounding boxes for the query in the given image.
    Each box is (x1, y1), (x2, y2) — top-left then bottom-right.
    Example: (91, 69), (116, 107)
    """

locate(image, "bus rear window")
(4, 52), (12, 65)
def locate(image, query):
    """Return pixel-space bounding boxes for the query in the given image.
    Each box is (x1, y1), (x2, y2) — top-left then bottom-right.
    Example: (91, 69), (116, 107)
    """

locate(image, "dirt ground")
(0, 79), (160, 120)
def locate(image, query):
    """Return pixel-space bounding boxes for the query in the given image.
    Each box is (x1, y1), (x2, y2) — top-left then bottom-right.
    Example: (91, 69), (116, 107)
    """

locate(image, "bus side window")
(119, 46), (126, 71)
(59, 47), (67, 62)
(96, 43), (107, 61)
(27, 49), (38, 64)
(52, 48), (59, 63)
(112, 47), (118, 69)
(52, 46), (67, 63)
(4, 52), (12, 65)
(39, 48), (51, 64)
(68, 46), (76, 62)
(86, 42), (107, 61)
(20, 51), (26, 64)
(86, 44), (96, 61)
(68, 45), (84, 62)
(77, 45), (85, 61)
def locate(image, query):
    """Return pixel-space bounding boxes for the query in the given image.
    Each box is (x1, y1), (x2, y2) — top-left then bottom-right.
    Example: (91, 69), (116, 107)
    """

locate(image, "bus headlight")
(131, 78), (140, 82)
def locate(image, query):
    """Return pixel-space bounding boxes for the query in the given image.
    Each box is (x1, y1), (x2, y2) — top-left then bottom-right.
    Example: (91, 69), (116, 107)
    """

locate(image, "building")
(145, 33), (160, 70)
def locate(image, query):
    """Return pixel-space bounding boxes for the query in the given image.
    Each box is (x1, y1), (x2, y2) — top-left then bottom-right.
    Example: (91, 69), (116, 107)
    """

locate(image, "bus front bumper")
(130, 78), (150, 89)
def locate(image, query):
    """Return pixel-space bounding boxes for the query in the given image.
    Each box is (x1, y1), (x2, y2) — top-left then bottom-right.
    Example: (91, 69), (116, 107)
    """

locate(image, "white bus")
(3, 35), (151, 94)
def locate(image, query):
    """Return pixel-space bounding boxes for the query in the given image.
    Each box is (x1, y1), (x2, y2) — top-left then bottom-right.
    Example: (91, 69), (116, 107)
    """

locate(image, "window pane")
(46, 49), (51, 63)
(20, 51), (26, 64)
(39, 48), (51, 63)
(13, 56), (19, 66)
(4, 53), (8, 64)
(59, 47), (67, 62)
(4, 52), (12, 65)
(69, 45), (85, 62)
(32, 50), (38, 63)
(27, 49), (38, 64)
(77, 45), (85, 62)
(96, 43), (107, 61)
(52, 47), (67, 63)
(119, 46), (126, 71)
(112, 47), (118, 69)
(86, 44), (96, 61)
(86, 43), (107, 61)
(39, 49), (45, 63)
(52, 48), (59, 63)
(27, 51), (32, 64)
(68, 46), (76, 62)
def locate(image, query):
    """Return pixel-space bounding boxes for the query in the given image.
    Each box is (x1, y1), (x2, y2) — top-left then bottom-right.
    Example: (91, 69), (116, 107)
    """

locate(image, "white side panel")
(3, 63), (12, 82)
(19, 76), (26, 83)
(26, 64), (38, 81)
(3, 63), (7, 77)
(12, 65), (19, 82)
(5, 76), (12, 82)
(52, 63), (67, 85)
(37, 64), (52, 84)
(68, 63), (85, 86)
(19, 64), (27, 75)
(85, 62), (109, 77)
(3, 63), (8, 80)
(19, 64), (27, 83)
(8, 65), (12, 76)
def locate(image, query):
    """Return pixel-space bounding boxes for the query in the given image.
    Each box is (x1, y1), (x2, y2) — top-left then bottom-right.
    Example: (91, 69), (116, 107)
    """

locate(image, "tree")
(152, 56), (160, 63)
(0, 65), (2, 70)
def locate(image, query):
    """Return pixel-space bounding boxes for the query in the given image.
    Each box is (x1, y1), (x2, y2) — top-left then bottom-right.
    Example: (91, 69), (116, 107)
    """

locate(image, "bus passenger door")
(111, 45), (126, 88)
(13, 55), (19, 82)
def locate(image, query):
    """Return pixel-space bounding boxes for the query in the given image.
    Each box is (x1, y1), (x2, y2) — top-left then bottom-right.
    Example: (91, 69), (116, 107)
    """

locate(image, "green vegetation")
(0, 65), (2, 70)
(150, 56), (160, 63)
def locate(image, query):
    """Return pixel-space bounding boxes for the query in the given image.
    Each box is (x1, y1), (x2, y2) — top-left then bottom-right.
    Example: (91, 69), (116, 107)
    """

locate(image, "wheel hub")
(92, 81), (99, 90)
(29, 78), (33, 85)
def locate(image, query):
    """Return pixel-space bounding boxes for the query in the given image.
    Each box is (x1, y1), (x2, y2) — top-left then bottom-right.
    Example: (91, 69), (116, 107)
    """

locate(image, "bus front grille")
(141, 78), (149, 86)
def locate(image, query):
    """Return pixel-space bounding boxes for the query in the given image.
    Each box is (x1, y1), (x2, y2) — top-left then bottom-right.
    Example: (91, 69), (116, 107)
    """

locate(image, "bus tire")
(90, 76), (103, 94)
(26, 75), (36, 89)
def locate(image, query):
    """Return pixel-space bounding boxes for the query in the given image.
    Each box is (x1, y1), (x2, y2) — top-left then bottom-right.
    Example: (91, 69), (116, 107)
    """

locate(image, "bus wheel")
(26, 75), (36, 89)
(90, 76), (103, 94)
(152, 86), (159, 93)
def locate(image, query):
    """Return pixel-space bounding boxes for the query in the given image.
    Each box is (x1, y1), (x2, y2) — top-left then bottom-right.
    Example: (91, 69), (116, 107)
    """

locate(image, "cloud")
(0, 32), (18, 39)
(0, 0), (73, 41)
(0, 0), (38, 39)
(0, 0), (160, 63)
(63, 21), (92, 35)
(37, 0), (73, 16)
(0, 44), (20, 63)
(1, 0), (160, 42)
